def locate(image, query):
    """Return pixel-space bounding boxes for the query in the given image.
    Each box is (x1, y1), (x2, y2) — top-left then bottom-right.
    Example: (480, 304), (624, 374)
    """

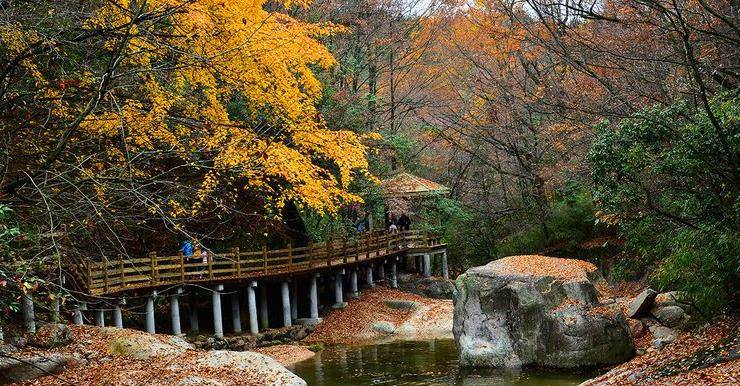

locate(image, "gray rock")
(649, 325), (676, 350)
(194, 350), (306, 386)
(0, 353), (72, 384)
(654, 291), (683, 307)
(106, 332), (193, 359)
(652, 305), (687, 328)
(178, 376), (225, 385)
(371, 321), (396, 334)
(398, 274), (455, 299)
(627, 289), (657, 318)
(453, 257), (634, 368)
(383, 299), (417, 310)
(29, 324), (73, 348)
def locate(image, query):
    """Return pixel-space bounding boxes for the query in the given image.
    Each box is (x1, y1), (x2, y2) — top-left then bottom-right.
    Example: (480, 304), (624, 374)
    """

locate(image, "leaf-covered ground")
(584, 316), (739, 385)
(302, 286), (452, 344)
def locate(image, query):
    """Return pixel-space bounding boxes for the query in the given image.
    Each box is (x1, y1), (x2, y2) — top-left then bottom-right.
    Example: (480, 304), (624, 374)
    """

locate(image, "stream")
(291, 339), (593, 385)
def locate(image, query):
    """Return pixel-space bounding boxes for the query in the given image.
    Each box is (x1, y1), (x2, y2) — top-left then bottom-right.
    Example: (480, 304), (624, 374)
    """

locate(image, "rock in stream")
(453, 255), (634, 368)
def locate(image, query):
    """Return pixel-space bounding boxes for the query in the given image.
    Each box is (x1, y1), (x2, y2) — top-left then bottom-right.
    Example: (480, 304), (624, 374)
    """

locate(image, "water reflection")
(291, 339), (592, 386)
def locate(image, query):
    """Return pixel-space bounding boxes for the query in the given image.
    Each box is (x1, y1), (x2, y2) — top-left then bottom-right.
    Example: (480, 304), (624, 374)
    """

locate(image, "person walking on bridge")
(398, 213), (411, 231)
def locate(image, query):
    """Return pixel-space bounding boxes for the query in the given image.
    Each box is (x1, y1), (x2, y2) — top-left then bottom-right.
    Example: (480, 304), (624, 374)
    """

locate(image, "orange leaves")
(77, 0), (376, 217)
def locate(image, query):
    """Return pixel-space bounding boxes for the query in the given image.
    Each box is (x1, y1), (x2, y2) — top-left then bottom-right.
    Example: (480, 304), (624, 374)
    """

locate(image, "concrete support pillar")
(390, 260), (398, 288)
(212, 285), (224, 338)
(146, 291), (156, 334)
(348, 269), (359, 298)
(259, 285), (269, 330)
(365, 264), (374, 288)
(170, 290), (182, 336)
(377, 261), (385, 281)
(423, 253), (431, 277)
(21, 292), (35, 333)
(333, 270), (346, 309)
(309, 273), (319, 321)
(189, 295), (199, 333)
(442, 251), (449, 279)
(73, 302), (86, 325)
(113, 301), (123, 328)
(231, 292), (242, 333)
(290, 281), (298, 321)
(247, 282), (258, 335)
(281, 281), (292, 327)
(96, 308), (105, 327)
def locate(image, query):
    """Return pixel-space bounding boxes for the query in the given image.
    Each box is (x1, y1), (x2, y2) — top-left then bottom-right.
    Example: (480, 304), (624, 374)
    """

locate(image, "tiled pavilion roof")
(380, 172), (450, 198)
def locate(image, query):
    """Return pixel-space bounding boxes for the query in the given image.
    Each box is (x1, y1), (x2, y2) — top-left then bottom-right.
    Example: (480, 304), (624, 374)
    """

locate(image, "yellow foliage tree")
(77, 0), (375, 217)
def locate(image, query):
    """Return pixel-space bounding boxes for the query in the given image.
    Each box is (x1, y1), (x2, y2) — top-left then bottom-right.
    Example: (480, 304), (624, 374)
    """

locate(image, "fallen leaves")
(303, 287), (450, 344)
(584, 316), (739, 385)
(489, 255), (598, 281)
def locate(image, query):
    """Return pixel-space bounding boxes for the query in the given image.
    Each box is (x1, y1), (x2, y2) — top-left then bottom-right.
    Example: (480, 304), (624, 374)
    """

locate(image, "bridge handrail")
(79, 230), (444, 296)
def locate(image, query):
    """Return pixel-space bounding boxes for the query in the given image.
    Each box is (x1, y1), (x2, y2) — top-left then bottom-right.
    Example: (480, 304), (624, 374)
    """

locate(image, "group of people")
(180, 239), (208, 278)
(388, 213), (411, 234)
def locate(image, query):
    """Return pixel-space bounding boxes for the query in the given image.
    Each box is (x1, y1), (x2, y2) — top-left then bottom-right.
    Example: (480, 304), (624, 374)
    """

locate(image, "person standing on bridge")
(398, 213), (411, 231)
(181, 239), (194, 257)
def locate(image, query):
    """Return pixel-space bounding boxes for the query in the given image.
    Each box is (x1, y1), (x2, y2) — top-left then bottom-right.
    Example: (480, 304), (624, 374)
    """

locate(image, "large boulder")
(453, 255), (634, 368)
(649, 291), (694, 330)
(29, 323), (73, 348)
(0, 353), (76, 384)
(195, 351), (306, 386)
(397, 273), (455, 299)
(627, 289), (657, 318)
(105, 328), (193, 359)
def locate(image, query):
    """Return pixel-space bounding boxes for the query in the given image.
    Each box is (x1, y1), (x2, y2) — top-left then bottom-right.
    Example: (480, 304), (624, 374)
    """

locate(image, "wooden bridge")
(64, 230), (448, 337)
(19, 230), (449, 338)
(80, 230), (447, 297)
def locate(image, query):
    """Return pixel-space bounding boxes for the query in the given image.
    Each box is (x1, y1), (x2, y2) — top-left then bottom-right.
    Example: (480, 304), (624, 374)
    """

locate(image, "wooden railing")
(79, 230), (445, 296)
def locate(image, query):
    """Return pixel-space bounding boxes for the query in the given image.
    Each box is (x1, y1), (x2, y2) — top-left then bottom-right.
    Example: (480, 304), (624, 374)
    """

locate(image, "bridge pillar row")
(21, 291), (35, 334)
(390, 258), (398, 289)
(113, 299), (125, 328)
(348, 268), (359, 298)
(212, 284), (224, 339)
(171, 287), (184, 336)
(308, 273), (320, 323)
(231, 291), (242, 333)
(96, 308), (105, 327)
(247, 281), (259, 335)
(259, 284), (269, 330)
(146, 291), (157, 334)
(365, 264), (374, 288)
(423, 253), (431, 277)
(442, 250), (449, 280)
(281, 281), (292, 327)
(333, 269), (347, 309)
(73, 302), (86, 325)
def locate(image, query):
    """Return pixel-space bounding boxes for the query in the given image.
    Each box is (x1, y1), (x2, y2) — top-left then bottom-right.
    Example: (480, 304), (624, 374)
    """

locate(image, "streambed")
(291, 339), (593, 385)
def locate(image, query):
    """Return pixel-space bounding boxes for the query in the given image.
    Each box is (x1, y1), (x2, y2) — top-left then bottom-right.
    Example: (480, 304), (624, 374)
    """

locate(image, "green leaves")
(589, 93), (740, 313)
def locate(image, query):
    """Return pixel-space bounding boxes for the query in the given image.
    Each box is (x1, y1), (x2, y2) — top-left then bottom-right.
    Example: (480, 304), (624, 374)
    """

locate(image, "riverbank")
(2, 325), (304, 385)
(303, 286), (453, 344)
(583, 315), (739, 385)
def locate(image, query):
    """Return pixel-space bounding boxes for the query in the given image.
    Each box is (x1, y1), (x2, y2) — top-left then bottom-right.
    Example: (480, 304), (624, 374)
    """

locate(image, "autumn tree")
(0, 0), (376, 307)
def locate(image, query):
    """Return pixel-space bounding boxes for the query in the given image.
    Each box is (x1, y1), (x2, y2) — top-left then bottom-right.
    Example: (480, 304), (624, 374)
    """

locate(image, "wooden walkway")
(80, 230), (446, 297)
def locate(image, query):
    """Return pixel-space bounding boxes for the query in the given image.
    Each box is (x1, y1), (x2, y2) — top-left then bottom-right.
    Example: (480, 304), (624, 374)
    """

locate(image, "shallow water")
(291, 339), (592, 385)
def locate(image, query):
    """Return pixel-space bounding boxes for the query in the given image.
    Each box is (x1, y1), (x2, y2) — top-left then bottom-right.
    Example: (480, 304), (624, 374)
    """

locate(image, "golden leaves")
(77, 0), (376, 217)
